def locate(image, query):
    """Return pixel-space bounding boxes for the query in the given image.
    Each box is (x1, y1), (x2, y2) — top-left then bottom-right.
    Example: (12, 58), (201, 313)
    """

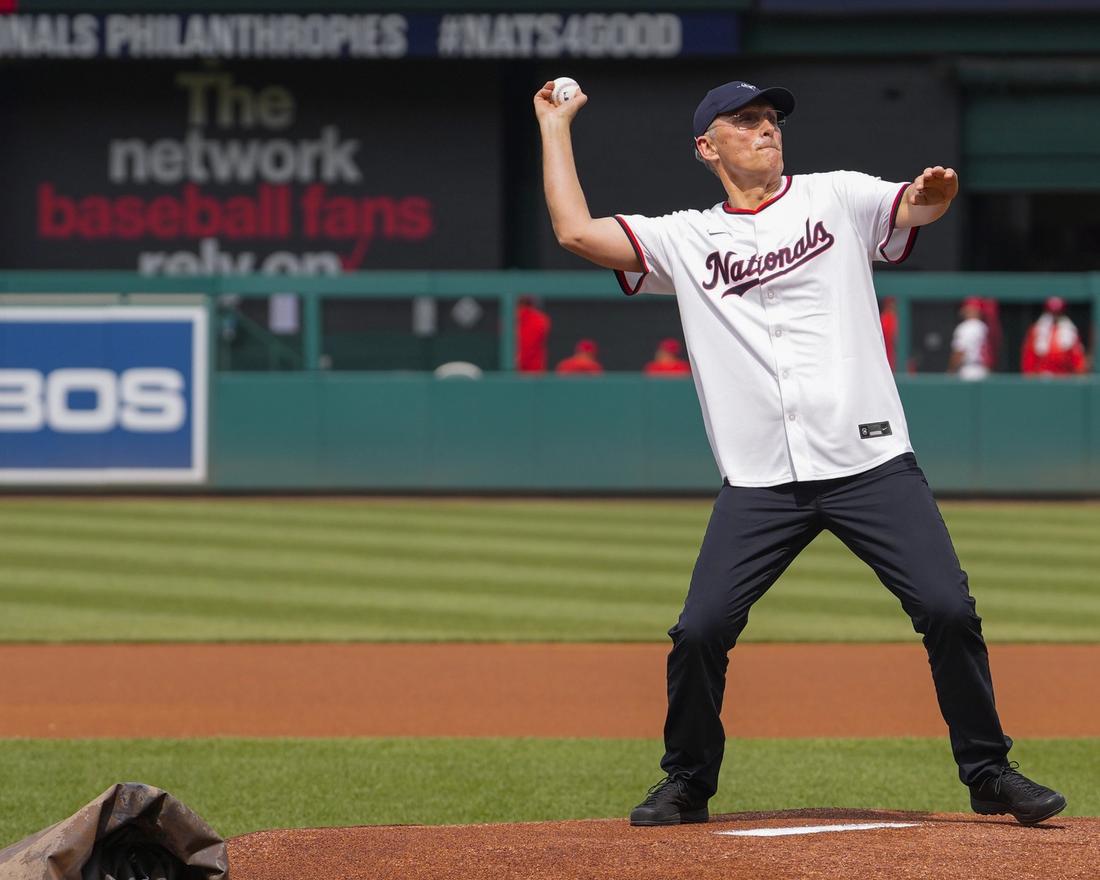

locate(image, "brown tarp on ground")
(0, 782), (229, 880)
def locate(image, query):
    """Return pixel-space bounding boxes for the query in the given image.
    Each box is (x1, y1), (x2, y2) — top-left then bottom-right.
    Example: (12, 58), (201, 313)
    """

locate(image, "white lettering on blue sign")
(436, 13), (683, 59)
(0, 306), (207, 485)
(0, 367), (185, 433)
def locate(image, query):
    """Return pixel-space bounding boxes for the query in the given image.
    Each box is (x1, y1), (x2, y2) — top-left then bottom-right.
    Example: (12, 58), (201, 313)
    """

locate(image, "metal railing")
(2, 270), (1098, 374)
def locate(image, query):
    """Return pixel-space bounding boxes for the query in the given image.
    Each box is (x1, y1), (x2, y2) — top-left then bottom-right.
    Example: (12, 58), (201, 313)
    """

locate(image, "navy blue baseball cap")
(692, 81), (796, 137)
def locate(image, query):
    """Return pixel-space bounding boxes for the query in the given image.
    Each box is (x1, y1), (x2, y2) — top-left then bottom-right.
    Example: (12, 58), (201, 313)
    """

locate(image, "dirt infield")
(1, 642), (1098, 738)
(5, 643), (1096, 878)
(228, 809), (1100, 880)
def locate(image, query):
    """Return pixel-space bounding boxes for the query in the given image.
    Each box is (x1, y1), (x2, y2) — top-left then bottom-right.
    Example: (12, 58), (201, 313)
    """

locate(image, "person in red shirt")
(556, 339), (603, 374)
(644, 338), (691, 376)
(980, 298), (1003, 372)
(516, 295), (551, 373)
(1021, 297), (1087, 376)
(879, 297), (898, 371)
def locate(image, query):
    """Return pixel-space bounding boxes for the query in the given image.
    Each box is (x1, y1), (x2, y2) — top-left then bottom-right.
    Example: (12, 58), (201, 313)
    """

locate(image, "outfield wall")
(2, 271), (1098, 494)
(211, 374), (1100, 493)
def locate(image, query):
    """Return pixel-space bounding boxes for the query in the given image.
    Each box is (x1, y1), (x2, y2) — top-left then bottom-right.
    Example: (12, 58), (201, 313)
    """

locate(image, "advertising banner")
(0, 62), (501, 273)
(0, 12), (739, 60)
(0, 306), (207, 484)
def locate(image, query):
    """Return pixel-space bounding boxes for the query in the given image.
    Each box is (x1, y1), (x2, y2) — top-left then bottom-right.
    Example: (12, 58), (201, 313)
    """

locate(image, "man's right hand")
(533, 80), (588, 125)
(535, 80), (642, 273)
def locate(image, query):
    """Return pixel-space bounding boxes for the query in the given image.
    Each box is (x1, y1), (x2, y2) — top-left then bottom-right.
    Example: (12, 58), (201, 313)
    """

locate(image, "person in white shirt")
(948, 297), (990, 380)
(534, 77), (1065, 828)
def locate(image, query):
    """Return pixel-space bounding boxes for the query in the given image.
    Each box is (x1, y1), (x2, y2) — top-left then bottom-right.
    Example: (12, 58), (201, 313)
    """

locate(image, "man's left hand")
(895, 166), (959, 228)
(909, 166), (958, 206)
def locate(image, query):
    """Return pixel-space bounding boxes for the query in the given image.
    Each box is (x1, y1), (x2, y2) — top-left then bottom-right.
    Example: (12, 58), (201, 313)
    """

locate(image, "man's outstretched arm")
(534, 81), (642, 272)
(894, 165), (958, 229)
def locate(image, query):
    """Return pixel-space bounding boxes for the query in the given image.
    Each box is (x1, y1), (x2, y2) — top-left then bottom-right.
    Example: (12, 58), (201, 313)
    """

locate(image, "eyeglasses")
(713, 108), (786, 131)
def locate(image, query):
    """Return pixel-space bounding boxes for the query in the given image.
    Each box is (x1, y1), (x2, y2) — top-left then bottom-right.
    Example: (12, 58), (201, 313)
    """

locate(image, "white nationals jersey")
(615, 171), (916, 487)
(951, 318), (990, 381)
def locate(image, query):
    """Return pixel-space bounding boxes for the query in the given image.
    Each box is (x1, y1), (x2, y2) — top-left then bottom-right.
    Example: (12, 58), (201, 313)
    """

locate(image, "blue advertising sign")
(0, 306), (207, 484)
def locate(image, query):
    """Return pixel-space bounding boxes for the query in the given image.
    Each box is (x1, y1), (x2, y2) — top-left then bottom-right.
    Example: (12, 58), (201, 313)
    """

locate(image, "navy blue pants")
(661, 453), (1011, 799)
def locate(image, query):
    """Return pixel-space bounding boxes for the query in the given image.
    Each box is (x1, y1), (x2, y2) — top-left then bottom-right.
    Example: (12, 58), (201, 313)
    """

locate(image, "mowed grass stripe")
(8, 497), (1100, 551)
(1, 555), (941, 614)
(0, 534), (696, 590)
(1, 497), (715, 534)
(0, 568), (675, 626)
(7, 497), (1100, 535)
(1, 499), (1098, 642)
(0, 567), (672, 640)
(0, 505), (1092, 588)
(0, 549), (691, 602)
(5, 501), (1100, 560)
(0, 500), (708, 540)
(0, 586), (1090, 645)
(0, 599), (563, 642)
(3, 524), (1098, 616)
(945, 502), (1100, 522)
(0, 574), (1087, 643)
(6, 508), (1099, 588)
(1, 558), (930, 621)
(0, 512), (703, 569)
(0, 518), (708, 577)
(17, 525), (1080, 608)
(946, 518), (1100, 540)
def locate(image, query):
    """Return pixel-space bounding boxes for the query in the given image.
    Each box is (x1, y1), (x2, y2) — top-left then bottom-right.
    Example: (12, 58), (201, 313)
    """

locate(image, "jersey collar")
(722, 176), (792, 215)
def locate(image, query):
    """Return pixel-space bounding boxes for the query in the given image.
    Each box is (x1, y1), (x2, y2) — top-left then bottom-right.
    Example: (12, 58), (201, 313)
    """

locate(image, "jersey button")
(774, 328), (783, 337)
(781, 369), (790, 379)
(767, 291), (776, 299)
(788, 413), (797, 422)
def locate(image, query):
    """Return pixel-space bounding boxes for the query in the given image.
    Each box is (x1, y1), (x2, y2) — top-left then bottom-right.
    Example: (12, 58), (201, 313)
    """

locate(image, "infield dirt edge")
(227, 809), (1100, 880)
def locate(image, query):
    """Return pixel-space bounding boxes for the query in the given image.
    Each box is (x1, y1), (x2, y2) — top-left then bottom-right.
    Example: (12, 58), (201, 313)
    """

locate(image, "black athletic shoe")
(969, 762), (1067, 826)
(629, 776), (709, 826)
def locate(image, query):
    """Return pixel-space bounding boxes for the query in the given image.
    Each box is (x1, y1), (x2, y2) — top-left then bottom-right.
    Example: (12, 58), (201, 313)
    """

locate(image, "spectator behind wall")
(879, 297), (898, 371)
(1021, 297), (1087, 376)
(644, 338), (691, 376)
(947, 297), (989, 381)
(980, 298), (1003, 372)
(516, 295), (551, 373)
(556, 338), (604, 374)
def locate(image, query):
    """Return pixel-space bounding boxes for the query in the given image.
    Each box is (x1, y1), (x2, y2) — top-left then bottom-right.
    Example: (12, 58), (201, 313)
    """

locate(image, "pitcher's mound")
(229, 808), (1098, 880)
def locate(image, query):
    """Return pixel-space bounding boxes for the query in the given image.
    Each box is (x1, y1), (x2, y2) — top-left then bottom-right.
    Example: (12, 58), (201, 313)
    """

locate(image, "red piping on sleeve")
(613, 215), (650, 296)
(878, 182), (920, 264)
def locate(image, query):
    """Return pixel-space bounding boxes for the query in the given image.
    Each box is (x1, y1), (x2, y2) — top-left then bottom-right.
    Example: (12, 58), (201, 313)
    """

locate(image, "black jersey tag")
(858, 421), (892, 439)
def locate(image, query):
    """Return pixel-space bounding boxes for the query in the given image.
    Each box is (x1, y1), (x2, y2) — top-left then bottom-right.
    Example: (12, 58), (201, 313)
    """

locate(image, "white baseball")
(552, 77), (580, 105)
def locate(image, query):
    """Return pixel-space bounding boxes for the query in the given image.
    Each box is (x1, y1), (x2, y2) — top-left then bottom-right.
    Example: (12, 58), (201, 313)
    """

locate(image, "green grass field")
(1, 497), (1099, 642)
(1, 737), (1095, 847)
(0, 497), (1096, 850)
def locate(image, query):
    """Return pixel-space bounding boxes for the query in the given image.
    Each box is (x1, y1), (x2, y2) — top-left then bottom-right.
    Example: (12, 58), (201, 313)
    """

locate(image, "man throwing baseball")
(533, 78), (1066, 827)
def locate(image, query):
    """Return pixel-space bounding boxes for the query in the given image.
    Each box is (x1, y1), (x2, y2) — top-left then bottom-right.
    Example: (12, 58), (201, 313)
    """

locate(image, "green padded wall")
(211, 374), (1100, 493)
